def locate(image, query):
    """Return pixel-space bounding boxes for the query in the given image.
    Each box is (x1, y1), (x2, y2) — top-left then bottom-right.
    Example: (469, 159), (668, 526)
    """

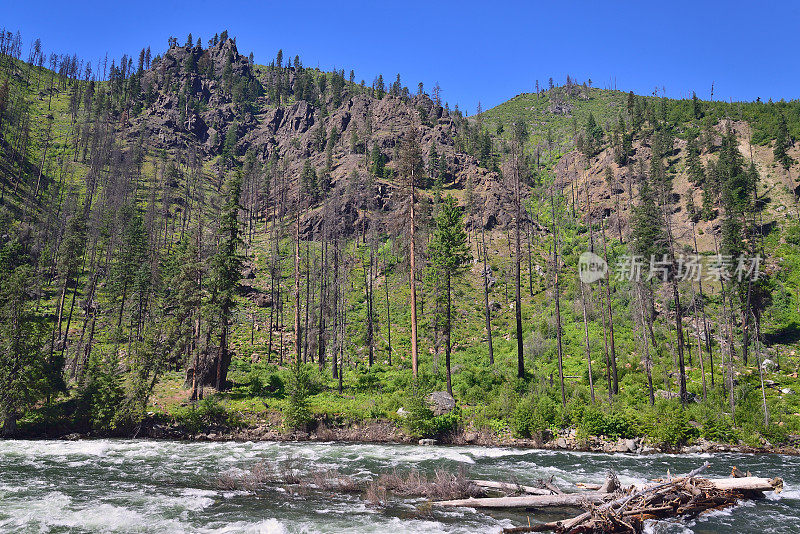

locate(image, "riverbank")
(32, 415), (798, 456)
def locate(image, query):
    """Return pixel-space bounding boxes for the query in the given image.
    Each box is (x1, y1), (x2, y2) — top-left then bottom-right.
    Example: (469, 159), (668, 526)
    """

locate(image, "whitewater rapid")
(0, 440), (797, 533)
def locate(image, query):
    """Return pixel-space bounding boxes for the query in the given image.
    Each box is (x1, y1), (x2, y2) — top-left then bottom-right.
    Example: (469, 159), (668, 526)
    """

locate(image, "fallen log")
(470, 472), (618, 499)
(703, 476), (782, 493)
(470, 480), (555, 496)
(498, 463), (784, 534)
(434, 491), (610, 509)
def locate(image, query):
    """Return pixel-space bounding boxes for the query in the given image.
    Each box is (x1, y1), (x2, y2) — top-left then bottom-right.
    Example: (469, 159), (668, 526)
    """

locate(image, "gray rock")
(396, 407), (409, 417)
(762, 359), (778, 372)
(419, 438), (437, 446)
(426, 391), (456, 416)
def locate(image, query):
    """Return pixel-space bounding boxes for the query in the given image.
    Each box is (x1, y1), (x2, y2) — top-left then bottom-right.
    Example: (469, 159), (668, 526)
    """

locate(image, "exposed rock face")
(120, 39), (509, 239)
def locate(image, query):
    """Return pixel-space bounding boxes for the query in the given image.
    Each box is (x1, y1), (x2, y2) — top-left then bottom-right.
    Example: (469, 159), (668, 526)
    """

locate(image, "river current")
(0, 440), (797, 533)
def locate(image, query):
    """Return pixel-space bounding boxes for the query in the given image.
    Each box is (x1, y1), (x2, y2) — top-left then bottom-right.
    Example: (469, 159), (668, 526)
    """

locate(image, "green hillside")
(2, 32), (800, 451)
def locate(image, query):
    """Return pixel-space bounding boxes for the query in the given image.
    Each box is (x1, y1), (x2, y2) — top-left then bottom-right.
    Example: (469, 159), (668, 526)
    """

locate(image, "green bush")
(172, 397), (237, 434)
(283, 364), (313, 430)
(512, 395), (558, 438)
(401, 384), (460, 439)
(577, 404), (607, 438)
(76, 351), (127, 432)
(785, 223), (800, 246)
(642, 401), (698, 446)
(701, 414), (737, 442)
(247, 370), (284, 398)
(603, 410), (638, 439)
(353, 368), (381, 392)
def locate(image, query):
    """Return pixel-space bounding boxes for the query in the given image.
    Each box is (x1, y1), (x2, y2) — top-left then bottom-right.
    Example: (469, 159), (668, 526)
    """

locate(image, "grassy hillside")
(2, 39), (800, 450)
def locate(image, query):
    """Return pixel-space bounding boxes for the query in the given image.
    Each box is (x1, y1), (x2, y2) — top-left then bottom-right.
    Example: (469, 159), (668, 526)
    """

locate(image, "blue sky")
(3, 0), (798, 113)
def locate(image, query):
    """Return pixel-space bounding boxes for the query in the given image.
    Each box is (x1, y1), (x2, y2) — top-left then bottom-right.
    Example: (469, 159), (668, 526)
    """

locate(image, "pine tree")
(429, 195), (470, 395)
(301, 160), (318, 201)
(692, 91), (703, 119)
(397, 130), (425, 378)
(774, 115), (793, 170)
(0, 239), (50, 436)
(686, 134), (705, 186)
(584, 112), (603, 156)
(211, 172), (243, 389)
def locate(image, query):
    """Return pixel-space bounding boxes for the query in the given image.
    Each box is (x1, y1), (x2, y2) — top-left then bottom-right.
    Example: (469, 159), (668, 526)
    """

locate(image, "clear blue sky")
(3, 0), (798, 113)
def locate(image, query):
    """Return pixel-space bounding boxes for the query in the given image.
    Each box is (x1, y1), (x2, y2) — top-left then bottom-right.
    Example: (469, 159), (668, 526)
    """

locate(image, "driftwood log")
(437, 473), (620, 508)
(435, 491), (611, 509)
(470, 480), (556, 496)
(432, 463), (784, 534)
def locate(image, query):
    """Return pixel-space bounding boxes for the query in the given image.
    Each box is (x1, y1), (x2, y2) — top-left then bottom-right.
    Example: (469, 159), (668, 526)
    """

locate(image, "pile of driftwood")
(432, 463), (784, 533)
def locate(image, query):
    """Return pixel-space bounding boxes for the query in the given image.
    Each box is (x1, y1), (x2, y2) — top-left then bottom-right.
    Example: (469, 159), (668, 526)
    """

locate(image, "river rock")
(419, 438), (437, 446)
(426, 391), (456, 416)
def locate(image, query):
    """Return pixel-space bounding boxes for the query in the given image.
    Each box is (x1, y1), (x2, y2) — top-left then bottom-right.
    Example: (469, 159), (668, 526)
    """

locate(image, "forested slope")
(2, 29), (800, 450)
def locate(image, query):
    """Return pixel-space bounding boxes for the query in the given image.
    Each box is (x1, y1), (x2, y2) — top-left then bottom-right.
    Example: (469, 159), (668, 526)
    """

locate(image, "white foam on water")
(642, 519), (693, 534)
(200, 518), (288, 534)
(176, 488), (217, 511)
(0, 439), (109, 460)
(767, 484), (799, 501)
(0, 490), (184, 533)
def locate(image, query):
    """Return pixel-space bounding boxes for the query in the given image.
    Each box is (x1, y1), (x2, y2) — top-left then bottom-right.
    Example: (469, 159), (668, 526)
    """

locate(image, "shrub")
(603, 410), (637, 439)
(283, 365), (313, 430)
(642, 401), (698, 446)
(401, 384), (459, 439)
(577, 404), (607, 438)
(76, 351), (126, 432)
(701, 414), (737, 442)
(172, 397), (236, 434)
(248, 370), (284, 398)
(511, 396), (556, 438)
(353, 368), (381, 393)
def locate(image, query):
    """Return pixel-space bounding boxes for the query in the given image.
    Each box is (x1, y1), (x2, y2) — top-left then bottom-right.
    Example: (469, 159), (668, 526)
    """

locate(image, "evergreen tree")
(774, 115), (793, 170)
(428, 195), (470, 395)
(0, 240), (49, 436)
(692, 91), (703, 119)
(686, 134), (705, 186)
(583, 112), (603, 156)
(631, 179), (667, 265)
(210, 172), (243, 390)
(369, 144), (386, 178)
(301, 160), (319, 201)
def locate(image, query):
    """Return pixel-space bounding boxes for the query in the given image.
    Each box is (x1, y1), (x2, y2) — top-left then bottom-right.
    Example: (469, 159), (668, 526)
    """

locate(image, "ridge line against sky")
(3, 0), (798, 113)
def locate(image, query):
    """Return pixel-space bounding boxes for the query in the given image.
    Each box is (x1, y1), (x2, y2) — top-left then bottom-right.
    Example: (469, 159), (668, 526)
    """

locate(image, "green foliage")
(401, 384), (459, 439)
(283, 364), (314, 430)
(247, 369), (285, 398)
(171, 397), (240, 434)
(640, 401), (698, 446)
(77, 352), (126, 432)
(700, 413), (737, 442)
(0, 242), (51, 434)
(512, 395), (558, 438)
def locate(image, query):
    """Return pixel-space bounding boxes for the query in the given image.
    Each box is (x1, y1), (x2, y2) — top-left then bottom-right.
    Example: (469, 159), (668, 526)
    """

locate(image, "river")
(0, 440), (797, 533)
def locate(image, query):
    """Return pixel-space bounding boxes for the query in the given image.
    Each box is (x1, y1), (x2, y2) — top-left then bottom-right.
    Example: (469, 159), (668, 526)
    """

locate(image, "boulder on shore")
(427, 391), (456, 416)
